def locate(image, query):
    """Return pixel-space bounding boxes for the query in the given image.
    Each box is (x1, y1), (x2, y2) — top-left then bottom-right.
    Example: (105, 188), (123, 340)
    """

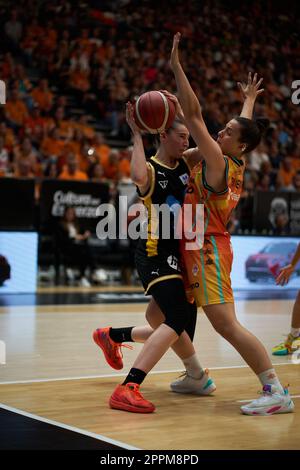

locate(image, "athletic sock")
(291, 327), (300, 338)
(258, 368), (284, 394)
(109, 327), (133, 343)
(183, 353), (204, 379)
(122, 368), (147, 385)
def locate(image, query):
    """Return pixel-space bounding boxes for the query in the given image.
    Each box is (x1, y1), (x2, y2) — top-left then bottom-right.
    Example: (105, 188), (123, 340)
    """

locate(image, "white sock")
(258, 368), (284, 394)
(183, 353), (204, 379)
(291, 327), (300, 338)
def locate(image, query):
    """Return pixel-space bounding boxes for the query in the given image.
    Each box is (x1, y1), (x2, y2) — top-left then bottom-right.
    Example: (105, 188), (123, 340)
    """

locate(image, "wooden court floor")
(0, 297), (299, 450)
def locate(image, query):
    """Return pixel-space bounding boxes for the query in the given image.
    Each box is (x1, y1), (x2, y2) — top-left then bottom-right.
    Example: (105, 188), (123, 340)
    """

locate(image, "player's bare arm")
(170, 33), (225, 170)
(126, 101), (152, 195)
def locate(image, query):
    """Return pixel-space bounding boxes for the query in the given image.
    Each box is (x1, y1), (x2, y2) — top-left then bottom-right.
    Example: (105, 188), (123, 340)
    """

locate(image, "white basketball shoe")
(241, 384), (294, 416)
(170, 369), (216, 395)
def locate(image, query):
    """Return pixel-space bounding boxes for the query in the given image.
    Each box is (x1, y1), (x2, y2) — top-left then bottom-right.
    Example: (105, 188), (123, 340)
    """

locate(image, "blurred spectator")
(89, 162), (105, 182)
(273, 213), (290, 235)
(5, 89), (28, 130)
(44, 160), (59, 179)
(92, 132), (111, 164)
(31, 79), (53, 113)
(13, 137), (40, 176)
(278, 157), (296, 188)
(248, 142), (270, 172)
(41, 127), (65, 159)
(58, 206), (94, 287)
(58, 152), (88, 181)
(4, 10), (23, 46)
(14, 159), (35, 178)
(257, 173), (271, 192)
(102, 149), (120, 180)
(0, 137), (10, 176)
(290, 170), (300, 193)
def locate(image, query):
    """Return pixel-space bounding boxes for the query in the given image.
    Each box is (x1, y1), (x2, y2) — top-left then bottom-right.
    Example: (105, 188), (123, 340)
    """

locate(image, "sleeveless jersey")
(183, 155), (245, 238)
(137, 155), (190, 258)
(180, 155), (245, 306)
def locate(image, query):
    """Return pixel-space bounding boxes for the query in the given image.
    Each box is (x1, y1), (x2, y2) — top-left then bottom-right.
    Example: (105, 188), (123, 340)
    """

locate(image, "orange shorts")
(181, 235), (234, 307)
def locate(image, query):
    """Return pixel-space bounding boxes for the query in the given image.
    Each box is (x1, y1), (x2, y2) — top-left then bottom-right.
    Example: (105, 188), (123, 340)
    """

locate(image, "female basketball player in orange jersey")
(170, 32), (294, 415)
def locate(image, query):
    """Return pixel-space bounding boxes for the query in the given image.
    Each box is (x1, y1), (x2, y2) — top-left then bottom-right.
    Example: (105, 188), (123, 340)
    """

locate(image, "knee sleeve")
(184, 301), (197, 341)
(149, 279), (191, 336)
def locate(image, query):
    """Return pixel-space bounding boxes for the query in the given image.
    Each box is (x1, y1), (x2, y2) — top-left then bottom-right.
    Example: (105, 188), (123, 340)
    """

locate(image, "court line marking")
(237, 395), (300, 403)
(0, 403), (139, 450)
(0, 362), (293, 385)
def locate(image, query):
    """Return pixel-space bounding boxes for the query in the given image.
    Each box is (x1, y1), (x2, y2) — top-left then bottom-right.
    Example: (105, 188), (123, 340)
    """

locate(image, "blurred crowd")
(0, 0), (299, 210)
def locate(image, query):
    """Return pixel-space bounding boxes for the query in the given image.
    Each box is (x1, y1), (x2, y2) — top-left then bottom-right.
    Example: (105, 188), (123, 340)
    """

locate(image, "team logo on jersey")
(167, 255), (181, 271)
(151, 269), (160, 276)
(179, 173), (189, 185)
(192, 264), (199, 276)
(158, 180), (168, 189)
(230, 192), (240, 202)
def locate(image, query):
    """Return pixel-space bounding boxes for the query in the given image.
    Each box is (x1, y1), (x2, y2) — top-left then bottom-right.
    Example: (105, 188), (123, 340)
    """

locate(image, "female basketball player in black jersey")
(93, 96), (217, 412)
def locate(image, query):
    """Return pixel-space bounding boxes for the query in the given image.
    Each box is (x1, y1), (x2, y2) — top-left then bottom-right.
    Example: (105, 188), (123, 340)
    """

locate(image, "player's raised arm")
(170, 33), (225, 175)
(160, 89), (202, 169)
(126, 102), (151, 194)
(238, 72), (264, 119)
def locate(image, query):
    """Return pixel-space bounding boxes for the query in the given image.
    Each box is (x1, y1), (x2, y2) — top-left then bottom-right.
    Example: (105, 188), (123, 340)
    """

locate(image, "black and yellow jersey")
(137, 155), (190, 258)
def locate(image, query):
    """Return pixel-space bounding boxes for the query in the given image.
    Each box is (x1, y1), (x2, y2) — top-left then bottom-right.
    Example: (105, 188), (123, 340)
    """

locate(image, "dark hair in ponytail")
(235, 116), (270, 153)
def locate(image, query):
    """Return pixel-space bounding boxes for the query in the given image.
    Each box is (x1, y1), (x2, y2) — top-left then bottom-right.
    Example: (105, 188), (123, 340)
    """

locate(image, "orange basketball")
(133, 91), (176, 134)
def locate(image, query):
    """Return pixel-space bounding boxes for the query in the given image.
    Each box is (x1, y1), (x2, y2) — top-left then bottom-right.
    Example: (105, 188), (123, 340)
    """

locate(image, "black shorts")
(135, 243), (183, 294)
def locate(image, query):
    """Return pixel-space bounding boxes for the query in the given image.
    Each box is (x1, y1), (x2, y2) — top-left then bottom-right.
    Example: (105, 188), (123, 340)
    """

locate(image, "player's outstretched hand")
(170, 32), (181, 70)
(238, 72), (264, 101)
(276, 264), (294, 286)
(159, 89), (183, 118)
(126, 101), (140, 134)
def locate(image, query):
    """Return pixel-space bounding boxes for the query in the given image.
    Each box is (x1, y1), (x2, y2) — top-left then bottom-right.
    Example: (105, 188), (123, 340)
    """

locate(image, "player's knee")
(163, 319), (184, 337)
(212, 318), (238, 338)
(164, 306), (191, 337)
(146, 310), (163, 329)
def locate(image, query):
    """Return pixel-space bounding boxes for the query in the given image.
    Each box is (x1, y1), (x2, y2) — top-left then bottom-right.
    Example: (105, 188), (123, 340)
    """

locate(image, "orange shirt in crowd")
(24, 115), (46, 135)
(41, 136), (65, 157)
(118, 158), (130, 178)
(31, 88), (53, 111)
(58, 169), (88, 181)
(5, 99), (28, 126)
(73, 122), (95, 139)
(291, 156), (300, 171)
(69, 70), (90, 92)
(1, 128), (15, 150)
(96, 144), (111, 165)
(103, 163), (119, 180)
(278, 167), (296, 186)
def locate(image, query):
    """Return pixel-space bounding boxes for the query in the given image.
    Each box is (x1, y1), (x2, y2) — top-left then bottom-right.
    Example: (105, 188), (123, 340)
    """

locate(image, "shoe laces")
(258, 384), (287, 398)
(176, 368), (209, 379)
(176, 371), (187, 379)
(113, 342), (133, 358)
(126, 382), (144, 400)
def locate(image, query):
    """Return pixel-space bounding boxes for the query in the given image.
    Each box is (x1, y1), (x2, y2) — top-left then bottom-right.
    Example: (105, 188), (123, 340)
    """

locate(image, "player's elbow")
(184, 103), (203, 120)
(130, 170), (148, 187)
